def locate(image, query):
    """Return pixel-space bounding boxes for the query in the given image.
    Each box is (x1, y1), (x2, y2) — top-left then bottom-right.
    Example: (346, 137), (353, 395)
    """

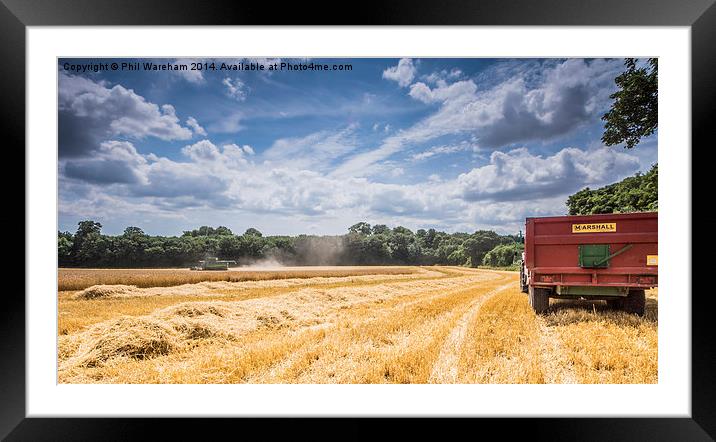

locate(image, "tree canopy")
(58, 221), (524, 269)
(566, 164), (657, 215)
(602, 58), (658, 149)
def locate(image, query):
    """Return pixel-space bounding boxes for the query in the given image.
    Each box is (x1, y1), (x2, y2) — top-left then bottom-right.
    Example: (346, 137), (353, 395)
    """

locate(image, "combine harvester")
(190, 256), (237, 271)
(520, 212), (657, 315)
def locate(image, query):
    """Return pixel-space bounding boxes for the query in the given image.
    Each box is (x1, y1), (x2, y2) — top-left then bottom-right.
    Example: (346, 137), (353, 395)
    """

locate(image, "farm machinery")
(520, 212), (657, 316)
(190, 256), (237, 271)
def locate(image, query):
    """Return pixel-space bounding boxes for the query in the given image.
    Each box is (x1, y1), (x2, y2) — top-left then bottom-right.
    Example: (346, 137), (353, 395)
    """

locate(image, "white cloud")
(209, 112), (244, 133)
(63, 141), (148, 185)
(411, 143), (472, 161)
(59, 71), (192, 157)
(455, 146), (640, 202)
(223, 77), (247, 101)
(263, 124), (359, 171)
(335, 59), (622, 177)
(170, 59), (206, 84)
(408, 80), (476, 104)
(421, 68), (464, 85)
(186, 116), (207, 136)
(382, 58), (417, 87)
(58, 58), (649, 236)
(62, 127), (644, 236)
(182, 139), (221, 162)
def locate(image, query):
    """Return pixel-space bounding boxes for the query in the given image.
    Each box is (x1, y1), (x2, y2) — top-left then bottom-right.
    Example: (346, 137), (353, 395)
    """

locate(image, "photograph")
(56, 56), (659, 385)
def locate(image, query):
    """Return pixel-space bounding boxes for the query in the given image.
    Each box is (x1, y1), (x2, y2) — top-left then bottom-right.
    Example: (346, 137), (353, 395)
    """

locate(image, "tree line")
(567, 164), (657, 215)
(58, 221), (524, 268)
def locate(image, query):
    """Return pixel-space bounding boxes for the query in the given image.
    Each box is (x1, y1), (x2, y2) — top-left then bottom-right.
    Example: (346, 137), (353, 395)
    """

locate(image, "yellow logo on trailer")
(572, 223), (617, 233)
(647, 255), (658, 266)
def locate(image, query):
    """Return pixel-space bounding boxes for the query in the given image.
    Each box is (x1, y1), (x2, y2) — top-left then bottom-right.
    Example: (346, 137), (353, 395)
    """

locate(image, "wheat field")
(58, 266), (417, 291)
(57, 266), (657, 384)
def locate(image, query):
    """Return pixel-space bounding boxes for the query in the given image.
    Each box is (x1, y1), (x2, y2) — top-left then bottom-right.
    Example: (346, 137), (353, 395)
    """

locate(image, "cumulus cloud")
(58, 58), (648, 236)
(58, 71), (192, 157)
(455, 147), (641, 202)
(63, 141), (148, 185)
(414, 59), (621, 148)
(336, 59), (622, 177)
(60, 136), (645, 235)
(408, 80), (477, 104)
(181, 139), (221, 162)
(382, 58), (417, 87)
(181, 140), (253, 171)
(186, 117), (207, 136)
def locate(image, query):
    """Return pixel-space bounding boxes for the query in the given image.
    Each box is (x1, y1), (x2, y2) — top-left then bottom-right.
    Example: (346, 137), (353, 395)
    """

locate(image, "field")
(57, 266), (657, 384)
(58, 266), (417, 291)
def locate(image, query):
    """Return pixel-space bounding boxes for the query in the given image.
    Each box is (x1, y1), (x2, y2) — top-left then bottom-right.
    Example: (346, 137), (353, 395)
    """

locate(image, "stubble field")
(57, 266), (657, 384)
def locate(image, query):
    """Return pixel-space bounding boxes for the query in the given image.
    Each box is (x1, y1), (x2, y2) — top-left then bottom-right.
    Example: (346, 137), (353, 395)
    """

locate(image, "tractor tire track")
(536, 317), (578, 384)
(428, 281), (514, 384)
(244, 271), (507, 383)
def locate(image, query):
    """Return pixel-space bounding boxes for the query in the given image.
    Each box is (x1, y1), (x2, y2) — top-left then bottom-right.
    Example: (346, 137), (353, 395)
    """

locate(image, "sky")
(57, 58), (657, 236)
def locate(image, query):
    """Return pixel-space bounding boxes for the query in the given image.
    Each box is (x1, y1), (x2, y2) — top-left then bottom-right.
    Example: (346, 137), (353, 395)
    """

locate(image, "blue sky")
(58, 58), (657, 236)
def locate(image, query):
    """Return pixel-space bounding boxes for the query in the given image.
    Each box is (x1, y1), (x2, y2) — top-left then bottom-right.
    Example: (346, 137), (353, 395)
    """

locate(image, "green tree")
(483, 243), (524, 267)
(72, 220), (103, 265)
(447, 247), (468, 266)
(76, 220), (102, 238)
(57, 220), (529, 268)
(244, 227), (263, 237)
(371, 224), (390, 235)
(58, 233), (73, 265)
(239, 233), (265, 257)
(214, 226), (233, 236)
(602, 58), (658, 149)
(392, 226), (413, 236)
(363, 234), (390, 264)
(388, 232), (412, 263)
(460, 231), (503, 267)
(566, 164), (657, 215)
(349, 222), (372, 235)
(123, 226), (145, 237)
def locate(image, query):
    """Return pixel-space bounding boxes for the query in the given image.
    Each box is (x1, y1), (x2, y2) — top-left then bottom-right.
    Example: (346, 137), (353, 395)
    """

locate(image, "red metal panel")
(525, 212), (658, 290)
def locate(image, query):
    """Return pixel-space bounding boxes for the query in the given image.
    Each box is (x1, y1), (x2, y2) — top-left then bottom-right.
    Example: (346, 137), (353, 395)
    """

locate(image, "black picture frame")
(4, 0), (713, 439)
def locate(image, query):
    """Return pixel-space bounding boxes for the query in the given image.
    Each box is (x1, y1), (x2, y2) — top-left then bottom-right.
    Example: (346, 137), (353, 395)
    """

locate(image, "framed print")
(4, 0), (714, 438)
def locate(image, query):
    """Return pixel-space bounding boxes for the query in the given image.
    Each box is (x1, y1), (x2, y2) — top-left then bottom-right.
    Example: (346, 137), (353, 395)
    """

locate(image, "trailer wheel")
(623, 289), (646, 316)
(606, 299), (624, 310)
(528, 286), (550, 314)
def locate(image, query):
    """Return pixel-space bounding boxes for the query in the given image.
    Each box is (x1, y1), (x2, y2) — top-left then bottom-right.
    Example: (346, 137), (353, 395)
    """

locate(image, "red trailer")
(520, 212), (657, 315)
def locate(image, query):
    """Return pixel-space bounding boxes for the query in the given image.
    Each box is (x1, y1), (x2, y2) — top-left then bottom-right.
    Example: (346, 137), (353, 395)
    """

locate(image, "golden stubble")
(58, 266), (419, 291)
(57, 267), (658, 384)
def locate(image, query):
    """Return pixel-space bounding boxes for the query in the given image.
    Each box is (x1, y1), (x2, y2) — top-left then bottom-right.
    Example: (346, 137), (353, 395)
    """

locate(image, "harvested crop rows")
(57, 267), (658, 384)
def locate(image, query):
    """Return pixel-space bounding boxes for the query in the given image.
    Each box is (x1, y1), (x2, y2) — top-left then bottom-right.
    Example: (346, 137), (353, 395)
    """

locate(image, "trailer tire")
(528, 286), (550, 314)
(519, 263), (528, 293)
(606, 298), (624, 310)
(623, 289), (646, 316)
